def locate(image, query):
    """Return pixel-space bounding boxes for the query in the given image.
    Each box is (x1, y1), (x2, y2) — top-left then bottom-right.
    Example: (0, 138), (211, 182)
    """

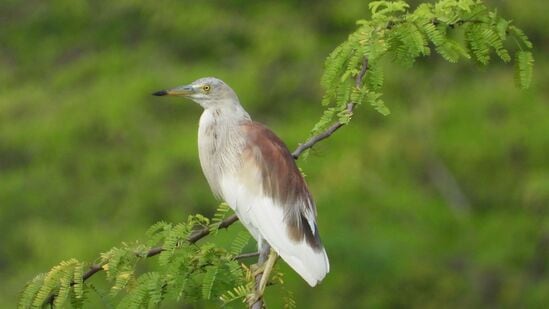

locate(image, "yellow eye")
(202, 85), (211, 92)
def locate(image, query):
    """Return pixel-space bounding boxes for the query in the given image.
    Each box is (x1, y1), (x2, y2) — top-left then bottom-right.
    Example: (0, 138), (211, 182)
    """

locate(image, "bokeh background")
(1, 0), (548, 307)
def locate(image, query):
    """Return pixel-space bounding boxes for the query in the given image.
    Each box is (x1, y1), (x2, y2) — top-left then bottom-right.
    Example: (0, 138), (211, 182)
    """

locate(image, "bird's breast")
(197, 109), (247, 200)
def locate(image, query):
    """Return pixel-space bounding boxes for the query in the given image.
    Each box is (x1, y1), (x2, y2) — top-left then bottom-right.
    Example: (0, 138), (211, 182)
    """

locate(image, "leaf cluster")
(315, 0), (534, 135)
(18, 205), (295, 308)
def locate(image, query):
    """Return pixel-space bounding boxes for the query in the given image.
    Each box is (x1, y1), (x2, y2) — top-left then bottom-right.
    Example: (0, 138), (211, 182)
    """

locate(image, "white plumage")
(221, 173), (329, 286)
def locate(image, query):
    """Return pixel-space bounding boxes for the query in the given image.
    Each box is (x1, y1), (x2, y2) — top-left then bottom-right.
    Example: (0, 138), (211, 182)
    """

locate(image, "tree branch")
(235, 251), (260, 260)
(188, 214), (240, 243)
(292, 57), (369, 159)
(47, 214), (240, 305)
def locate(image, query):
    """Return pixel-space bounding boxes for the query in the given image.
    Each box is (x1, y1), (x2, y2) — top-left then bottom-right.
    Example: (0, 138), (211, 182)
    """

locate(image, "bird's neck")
(204, 100), (250, 122)
(198, 102), (251, 137)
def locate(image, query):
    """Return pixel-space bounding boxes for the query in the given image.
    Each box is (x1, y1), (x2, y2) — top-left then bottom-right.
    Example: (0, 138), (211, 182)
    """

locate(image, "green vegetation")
(1, 0), (547, 307)
(316, 0), (533, 135)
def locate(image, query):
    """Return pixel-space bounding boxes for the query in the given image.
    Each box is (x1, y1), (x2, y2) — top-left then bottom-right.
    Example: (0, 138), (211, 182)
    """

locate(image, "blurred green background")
(1, 0), (548, 307)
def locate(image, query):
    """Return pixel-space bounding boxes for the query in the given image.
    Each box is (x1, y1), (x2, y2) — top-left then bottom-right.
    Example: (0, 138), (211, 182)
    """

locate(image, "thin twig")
(292, 57), (369, 159)
(235, 252), (260, 260)
(188, 214), (239, 243)
(82, 264), (103, 282)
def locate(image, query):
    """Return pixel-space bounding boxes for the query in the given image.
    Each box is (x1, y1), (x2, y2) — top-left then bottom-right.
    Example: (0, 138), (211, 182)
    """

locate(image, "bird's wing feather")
(220, 122), (329, 286)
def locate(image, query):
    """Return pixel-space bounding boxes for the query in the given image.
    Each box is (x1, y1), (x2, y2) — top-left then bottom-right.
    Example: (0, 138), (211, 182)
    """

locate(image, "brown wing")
(240, 121), (323, 251)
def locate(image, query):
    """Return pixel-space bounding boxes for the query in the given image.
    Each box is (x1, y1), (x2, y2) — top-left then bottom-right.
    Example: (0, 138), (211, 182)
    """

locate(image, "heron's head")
(153, 77), (239, 109)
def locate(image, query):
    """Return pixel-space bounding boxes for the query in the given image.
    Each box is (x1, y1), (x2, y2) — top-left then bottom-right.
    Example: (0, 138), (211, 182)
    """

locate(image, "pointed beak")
(152, 85), (195, 97)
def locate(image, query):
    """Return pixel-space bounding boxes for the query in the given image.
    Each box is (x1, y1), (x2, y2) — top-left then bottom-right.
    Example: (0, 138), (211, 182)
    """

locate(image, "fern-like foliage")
(314, 0), (534, 135)
(18, 204), (283, 308)
(18, 259), (84, 309)
(209, 202), (231, 233)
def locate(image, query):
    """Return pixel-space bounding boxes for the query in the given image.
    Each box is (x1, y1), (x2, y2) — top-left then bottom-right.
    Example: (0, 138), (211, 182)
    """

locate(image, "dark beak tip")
(152, 90), (168, 96)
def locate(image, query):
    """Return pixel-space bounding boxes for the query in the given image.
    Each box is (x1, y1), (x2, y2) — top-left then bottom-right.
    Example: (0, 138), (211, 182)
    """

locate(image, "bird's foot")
(250, 263), (266, 277)
(245, 290), (264, 308)
(246, 249), (278, 308)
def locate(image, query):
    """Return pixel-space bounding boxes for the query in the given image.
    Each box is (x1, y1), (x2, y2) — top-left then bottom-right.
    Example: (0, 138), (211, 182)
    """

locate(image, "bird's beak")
(152, 85), (195, 97)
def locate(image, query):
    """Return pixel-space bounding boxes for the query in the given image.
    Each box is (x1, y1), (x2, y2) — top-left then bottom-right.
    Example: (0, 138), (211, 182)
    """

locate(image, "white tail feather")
(222, 177), (329, 286)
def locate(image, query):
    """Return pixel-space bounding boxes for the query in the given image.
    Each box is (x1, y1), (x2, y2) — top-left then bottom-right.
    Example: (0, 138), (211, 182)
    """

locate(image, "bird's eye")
(202, 85), (211, 92)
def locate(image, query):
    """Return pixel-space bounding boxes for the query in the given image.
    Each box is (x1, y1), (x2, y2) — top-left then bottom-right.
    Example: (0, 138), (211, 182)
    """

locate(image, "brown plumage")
(241, 122), (323, 251)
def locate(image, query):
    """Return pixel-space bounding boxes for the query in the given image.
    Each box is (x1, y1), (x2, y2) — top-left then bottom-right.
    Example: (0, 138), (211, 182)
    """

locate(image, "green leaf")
(110, 270), (134, 296)
(73, 262), (84, 299)
(466, 23), (491, 65)
(230, 231), (251, 255)
(369, 1), (410, 18)
(18, 273), (45, 309)
(515, 51), (534, 89)
(202, 266), (219, 300)
(311, 107), (337, 135)
(210, 202), (232, 232)
(145, 273), (163, 306)
(220, 285), (250, 305)
(54, 260), (79, 307)
(367, 91), (390, 116)
(509, 25), (533, 49)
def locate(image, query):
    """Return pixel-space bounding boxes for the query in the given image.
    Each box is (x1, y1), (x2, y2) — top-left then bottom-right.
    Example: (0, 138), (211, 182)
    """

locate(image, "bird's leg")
(258, 248), (278, 293)
(247, 244), (278, 307)
(250, 241), (271, 276)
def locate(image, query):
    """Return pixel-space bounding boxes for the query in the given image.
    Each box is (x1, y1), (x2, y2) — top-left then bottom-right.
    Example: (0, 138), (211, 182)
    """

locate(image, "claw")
(246, 291), (263, 306)
(250, 263), (266, 277)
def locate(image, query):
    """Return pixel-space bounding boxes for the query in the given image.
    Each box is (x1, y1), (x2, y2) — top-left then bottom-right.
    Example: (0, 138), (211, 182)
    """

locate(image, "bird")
(153, 77), (329, 289)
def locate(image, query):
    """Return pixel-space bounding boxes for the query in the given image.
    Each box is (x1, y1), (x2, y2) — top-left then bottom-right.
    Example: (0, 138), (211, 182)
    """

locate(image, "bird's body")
(154, 77), (329, 286)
